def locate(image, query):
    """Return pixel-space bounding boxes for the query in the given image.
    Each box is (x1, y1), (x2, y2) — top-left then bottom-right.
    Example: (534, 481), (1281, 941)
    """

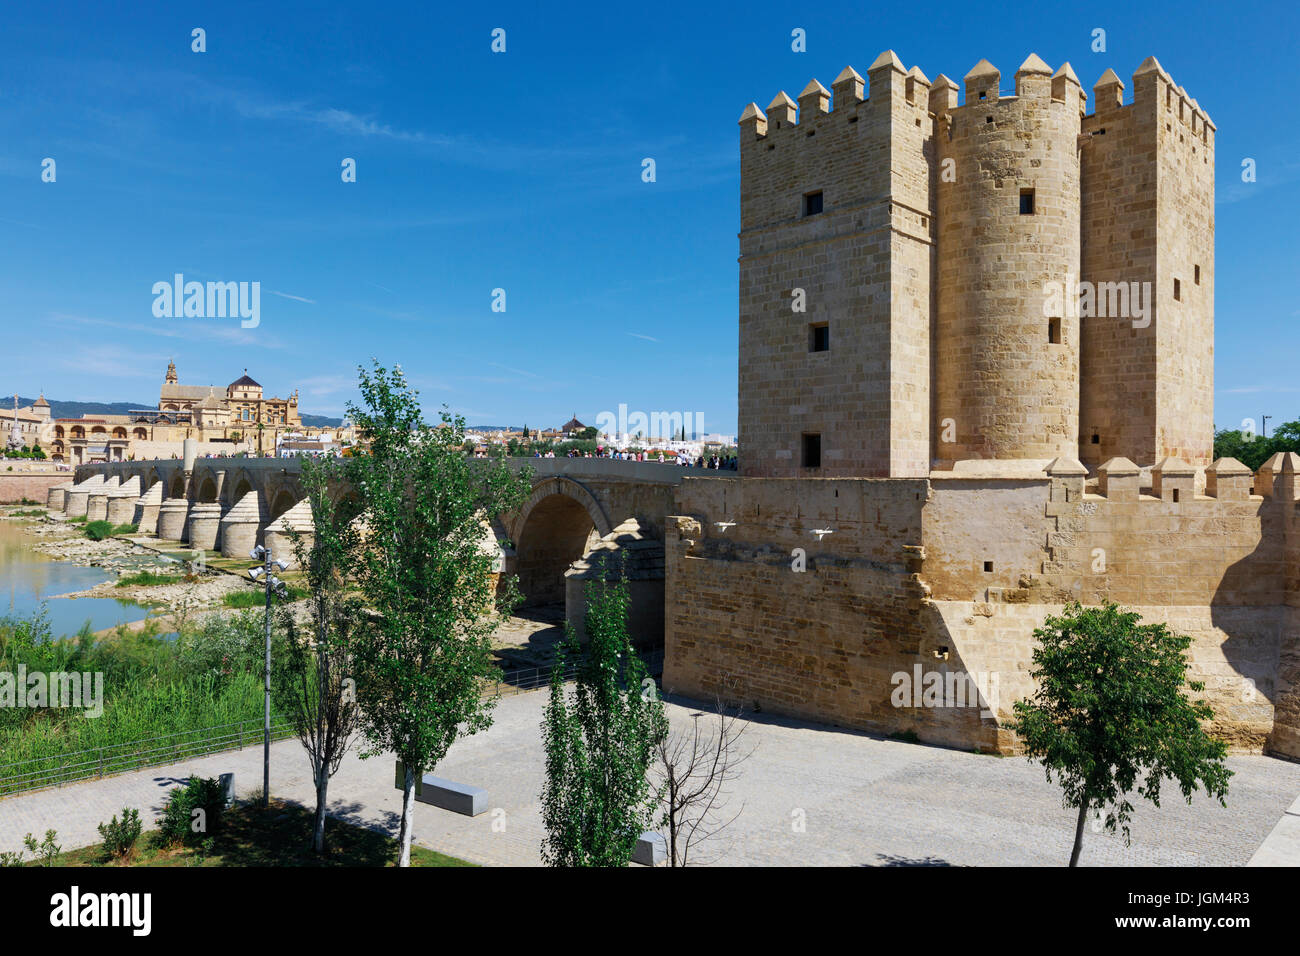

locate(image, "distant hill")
(300, 413), (344, 427)
(5, 395), (342, 427)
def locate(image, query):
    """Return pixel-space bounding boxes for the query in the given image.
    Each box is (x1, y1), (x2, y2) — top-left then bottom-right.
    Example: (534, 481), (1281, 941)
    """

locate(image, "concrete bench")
(632, 831), (667, 866)
(395, 761), (488, 817)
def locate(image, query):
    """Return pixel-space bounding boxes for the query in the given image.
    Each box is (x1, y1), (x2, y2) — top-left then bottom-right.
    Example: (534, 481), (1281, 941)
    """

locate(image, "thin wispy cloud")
(269, 290), (316, 304)
(487, 362), (543, 380)
(627, 332), (659, 342)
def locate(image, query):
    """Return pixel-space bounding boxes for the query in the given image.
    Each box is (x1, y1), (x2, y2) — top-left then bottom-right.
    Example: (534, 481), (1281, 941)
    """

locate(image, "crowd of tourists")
(534, 447), (737, 470)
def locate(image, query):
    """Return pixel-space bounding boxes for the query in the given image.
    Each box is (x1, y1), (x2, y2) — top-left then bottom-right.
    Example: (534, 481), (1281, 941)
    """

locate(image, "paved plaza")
(3, 690), (1299, 866)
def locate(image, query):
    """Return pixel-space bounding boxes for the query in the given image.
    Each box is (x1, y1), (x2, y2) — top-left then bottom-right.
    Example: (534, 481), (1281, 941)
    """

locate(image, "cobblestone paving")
(3, 691), (1298, 866)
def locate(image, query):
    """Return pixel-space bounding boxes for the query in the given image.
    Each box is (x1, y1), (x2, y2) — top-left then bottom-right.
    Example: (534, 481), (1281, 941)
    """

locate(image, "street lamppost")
(249, 544), (289, 808)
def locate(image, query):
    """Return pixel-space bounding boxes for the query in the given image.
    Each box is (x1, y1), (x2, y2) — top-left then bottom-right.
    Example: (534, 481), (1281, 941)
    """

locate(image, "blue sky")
(2, 0), (1297, 436)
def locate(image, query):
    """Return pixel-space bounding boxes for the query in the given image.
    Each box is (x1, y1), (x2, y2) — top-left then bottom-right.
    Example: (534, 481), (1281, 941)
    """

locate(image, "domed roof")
(229, 371), (261, 389)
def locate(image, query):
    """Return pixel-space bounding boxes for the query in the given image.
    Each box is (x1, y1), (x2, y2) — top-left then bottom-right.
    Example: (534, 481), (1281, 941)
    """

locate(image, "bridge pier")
(46, 482), (72, 511)
(156, 497), (190, 542)
(186, 503), (223, 551)
(106, 476), (141, 525)
(220, 490), (266, 559)
(263, 498), (313, 566)
(134, 483), (163, 535)
(85, 476), (119, 522)
(63, 474), (102, 517)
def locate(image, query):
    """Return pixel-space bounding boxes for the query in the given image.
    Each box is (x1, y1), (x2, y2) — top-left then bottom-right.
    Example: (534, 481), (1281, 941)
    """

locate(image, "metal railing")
(487, 648), (664, 697)
(0, 649), (666, 798)
(0, 717), (295, 798)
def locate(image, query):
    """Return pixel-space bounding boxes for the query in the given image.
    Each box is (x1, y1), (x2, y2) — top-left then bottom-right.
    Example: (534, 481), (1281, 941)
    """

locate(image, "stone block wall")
(0, 473), (73, 504)
(665, 465), (1300, 757)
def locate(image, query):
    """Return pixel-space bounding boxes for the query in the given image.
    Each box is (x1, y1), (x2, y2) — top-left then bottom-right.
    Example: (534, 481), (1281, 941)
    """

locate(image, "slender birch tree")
(346, 360), (530, 866)
(541, 567), (667, 866)
(273, 453), (361, 854)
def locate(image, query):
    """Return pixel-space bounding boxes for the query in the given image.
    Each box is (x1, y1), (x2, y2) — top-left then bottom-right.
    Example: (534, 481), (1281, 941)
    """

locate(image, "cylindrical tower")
(934, 55), (1083, 465)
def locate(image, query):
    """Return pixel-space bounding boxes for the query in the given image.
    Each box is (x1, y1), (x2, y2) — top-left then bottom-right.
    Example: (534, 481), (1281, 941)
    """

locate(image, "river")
(0, 520), (151, 638)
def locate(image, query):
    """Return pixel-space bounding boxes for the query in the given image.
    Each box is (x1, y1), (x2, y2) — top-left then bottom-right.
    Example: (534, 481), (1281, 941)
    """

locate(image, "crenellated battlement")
(1085, 56), (1215, 151)
(938, 55), (1084, 147)
(742, 52), (1213, 148)
(737, 48), (928, 146)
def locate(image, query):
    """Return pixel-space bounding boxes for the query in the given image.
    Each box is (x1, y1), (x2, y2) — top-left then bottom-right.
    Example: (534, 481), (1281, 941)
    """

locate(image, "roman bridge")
(48, 454), (722, 643)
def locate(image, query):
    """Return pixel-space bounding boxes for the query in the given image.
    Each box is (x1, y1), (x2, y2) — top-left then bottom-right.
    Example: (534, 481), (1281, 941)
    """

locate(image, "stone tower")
(737, 51), (933, 478)
(736, 52), (1214, 476)
(1078, 57), (1215, 469)
(932, 55), (1083, 465)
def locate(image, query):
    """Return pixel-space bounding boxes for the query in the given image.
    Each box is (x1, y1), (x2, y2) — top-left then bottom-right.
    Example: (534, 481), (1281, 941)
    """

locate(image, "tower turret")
(933, 54), (1082, 465)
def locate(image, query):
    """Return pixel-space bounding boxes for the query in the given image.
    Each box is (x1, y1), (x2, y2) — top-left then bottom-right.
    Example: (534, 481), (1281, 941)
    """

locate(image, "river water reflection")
(0, 520), (150, 637)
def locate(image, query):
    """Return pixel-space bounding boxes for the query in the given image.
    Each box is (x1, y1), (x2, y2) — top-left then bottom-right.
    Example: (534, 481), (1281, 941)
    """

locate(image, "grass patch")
(82, 520), (138, 540)
(68, 515), (87, 524)
(47, 800), (474, 867)
(10, 508), (46, 517)
(0, 609), (281, 792)
(115, 570), (183, 588)
(223, 585), (306, 608)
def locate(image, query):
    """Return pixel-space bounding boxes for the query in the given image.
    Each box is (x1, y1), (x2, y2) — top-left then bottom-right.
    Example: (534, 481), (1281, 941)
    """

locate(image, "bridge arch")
(268, 487), (298, 521)
(196, 475), (218, 503)
(226, 468), (256, 508)
(508, 476), (612, 608)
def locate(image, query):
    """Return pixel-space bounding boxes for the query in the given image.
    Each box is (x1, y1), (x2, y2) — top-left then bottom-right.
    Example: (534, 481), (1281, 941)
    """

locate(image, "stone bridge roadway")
(55, 456), (726, 643)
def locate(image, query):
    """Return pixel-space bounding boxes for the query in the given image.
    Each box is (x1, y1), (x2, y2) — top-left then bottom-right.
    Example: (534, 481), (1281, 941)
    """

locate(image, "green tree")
(273, 454), (362, 853)
(540, 567), (667, 866)
(1213, 416), (1300, 472)
(1010, 602), (1231, 866)
(346, 360), (531, 866)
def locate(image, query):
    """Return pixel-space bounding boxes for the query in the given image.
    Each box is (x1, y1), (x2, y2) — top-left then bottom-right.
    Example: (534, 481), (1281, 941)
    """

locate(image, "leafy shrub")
(97, 807), (143, 860)
(112, 523), (139, 535)
(84, 520), (115, 540)
(157, 776), (225, 847)
(23, 829), (61, 866)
